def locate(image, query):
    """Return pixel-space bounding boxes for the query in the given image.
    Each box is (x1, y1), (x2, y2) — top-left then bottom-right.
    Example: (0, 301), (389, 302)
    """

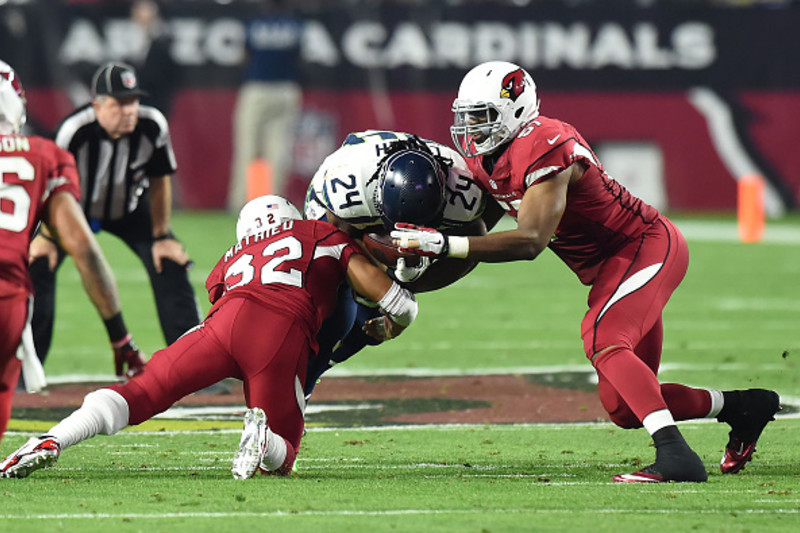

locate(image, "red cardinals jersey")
(0, 134), (82, 292)
(205, 219), (363, 350)
(465, 116), (659, 284)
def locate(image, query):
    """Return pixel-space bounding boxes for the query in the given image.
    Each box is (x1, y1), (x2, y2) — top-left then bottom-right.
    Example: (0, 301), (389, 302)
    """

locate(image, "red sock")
(661, 383), (712, 420)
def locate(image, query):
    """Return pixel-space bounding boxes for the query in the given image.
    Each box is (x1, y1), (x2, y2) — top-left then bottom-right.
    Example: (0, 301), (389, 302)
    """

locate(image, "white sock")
(642, 409), (677, 436)
(260, 428), (288, 471)
(706, 389), (724, 418)
(48, 389), (130, 450)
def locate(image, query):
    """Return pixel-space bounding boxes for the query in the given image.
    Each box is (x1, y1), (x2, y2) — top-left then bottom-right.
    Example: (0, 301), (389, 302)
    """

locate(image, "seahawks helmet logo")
(500, 68), (525, 102)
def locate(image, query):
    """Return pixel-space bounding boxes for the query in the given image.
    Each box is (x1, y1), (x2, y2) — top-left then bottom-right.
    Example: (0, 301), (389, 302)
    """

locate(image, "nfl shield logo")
(121, 70), (137, 89)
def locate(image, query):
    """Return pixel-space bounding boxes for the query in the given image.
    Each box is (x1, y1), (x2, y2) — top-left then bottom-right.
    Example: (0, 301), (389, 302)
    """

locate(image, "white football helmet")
(0, 60), (27, 134)
(236, 195), (302, 241)
(451, 61), (540, 158)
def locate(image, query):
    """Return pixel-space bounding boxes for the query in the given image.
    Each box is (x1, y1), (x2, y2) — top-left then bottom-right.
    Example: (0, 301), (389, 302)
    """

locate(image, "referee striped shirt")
(53, 103), (177, 224)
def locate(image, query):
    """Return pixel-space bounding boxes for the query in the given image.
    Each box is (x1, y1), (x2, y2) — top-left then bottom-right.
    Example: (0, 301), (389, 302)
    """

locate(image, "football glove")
(113, 336), (147, 379)
(388, 256), (431, 284)
(391, 223), (448, 258)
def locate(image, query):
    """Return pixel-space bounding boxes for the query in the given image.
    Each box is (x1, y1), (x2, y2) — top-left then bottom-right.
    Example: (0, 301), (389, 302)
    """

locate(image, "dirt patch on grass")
(13, 373), (608, 425)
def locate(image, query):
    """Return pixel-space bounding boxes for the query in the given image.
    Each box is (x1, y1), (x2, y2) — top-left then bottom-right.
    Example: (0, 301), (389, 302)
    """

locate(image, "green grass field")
(3, 212), (800, 531)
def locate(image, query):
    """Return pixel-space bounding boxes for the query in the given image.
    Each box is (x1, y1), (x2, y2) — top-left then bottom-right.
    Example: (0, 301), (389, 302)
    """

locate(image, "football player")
(303, 131), (487, 395)
(0, 195), (418, 479)
(393, 61), (780, 483)
(0, 60), (145, 443)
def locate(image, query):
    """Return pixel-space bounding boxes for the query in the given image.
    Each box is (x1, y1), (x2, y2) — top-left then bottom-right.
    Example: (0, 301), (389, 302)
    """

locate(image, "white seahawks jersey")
(304, 130), (485, 230)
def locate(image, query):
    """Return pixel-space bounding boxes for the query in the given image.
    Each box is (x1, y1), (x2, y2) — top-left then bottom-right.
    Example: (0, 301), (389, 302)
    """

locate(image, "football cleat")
(721, 439), (758, 475)
(613, 466), (665, 483)
(613, 462), (708, 484)
(113, 337), (147, 379)
(231, 407), (268, 480)
(614, 440), (707, 484)
(0, 436), (61, 478)
(718, 389), (780, 474)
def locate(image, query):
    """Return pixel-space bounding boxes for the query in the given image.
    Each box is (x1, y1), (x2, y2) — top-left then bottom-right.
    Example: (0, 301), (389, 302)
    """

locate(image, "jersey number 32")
(224, 236), (304, 291)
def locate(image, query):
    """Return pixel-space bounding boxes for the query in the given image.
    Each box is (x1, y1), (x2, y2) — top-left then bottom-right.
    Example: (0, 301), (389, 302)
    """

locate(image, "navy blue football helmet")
(373, 139), (447, 230)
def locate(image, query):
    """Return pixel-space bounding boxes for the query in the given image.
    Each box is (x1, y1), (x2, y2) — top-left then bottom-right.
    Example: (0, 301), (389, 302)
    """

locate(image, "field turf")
(2, 211), (799, 531)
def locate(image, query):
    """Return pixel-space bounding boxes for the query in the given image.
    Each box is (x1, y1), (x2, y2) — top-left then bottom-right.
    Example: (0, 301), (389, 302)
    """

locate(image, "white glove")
(390, 256), (431, 283)
(390, 223), (448, 258)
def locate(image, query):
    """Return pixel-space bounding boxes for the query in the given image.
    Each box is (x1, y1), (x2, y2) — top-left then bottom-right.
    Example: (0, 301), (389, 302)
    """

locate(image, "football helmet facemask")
(236, 194), (302, 241)
(0, 60), (27, 134)
(451, 61), (539, 158)
(373, 137), (447, 230)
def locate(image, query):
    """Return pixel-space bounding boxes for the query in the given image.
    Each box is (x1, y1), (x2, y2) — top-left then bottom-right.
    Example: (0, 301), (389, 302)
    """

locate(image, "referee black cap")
(92, 62), (148, 99)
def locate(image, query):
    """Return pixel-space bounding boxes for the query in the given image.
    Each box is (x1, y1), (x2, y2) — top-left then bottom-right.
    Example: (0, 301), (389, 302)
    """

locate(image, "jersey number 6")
(0, 156), (35, 232)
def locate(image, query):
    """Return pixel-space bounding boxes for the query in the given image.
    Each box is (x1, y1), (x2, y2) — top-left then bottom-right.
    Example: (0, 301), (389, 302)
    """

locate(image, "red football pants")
(111, 297), (310, 449)
(582, 217), (711, 428)
(0, 282), (27, 444)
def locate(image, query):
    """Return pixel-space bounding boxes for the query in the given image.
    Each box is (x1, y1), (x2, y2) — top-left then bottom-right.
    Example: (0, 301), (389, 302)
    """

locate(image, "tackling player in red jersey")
(0, 60), (145, 444)
(393, 61), (780, 482)
(1, 195), (418, 479)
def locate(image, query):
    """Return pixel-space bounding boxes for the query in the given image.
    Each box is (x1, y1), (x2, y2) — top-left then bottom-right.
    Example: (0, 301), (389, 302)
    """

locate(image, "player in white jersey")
(305, 130), (484, 230)
(303, 130), (487, 394)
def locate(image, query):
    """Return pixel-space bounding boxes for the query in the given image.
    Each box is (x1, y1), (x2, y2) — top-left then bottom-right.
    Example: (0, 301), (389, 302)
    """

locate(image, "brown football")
(362, 231), (420, 267)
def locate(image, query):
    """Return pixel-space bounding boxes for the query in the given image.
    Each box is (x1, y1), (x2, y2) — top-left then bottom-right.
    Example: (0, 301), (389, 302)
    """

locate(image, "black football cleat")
(717, 389), (780, 474)
(614, 439), (707, 483)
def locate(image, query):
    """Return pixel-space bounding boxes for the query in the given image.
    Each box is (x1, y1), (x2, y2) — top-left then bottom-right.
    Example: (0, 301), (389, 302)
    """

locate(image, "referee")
(29, 62), (201, 370)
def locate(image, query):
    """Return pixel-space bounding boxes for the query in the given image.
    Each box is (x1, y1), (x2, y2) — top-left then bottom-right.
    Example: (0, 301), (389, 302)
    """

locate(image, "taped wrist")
(446, 236), (469, 258)
(378, 282), (418, 327)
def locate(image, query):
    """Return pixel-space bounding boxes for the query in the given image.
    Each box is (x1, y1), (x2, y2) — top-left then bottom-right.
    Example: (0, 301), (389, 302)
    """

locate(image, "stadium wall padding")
(4, 1), (799, 211)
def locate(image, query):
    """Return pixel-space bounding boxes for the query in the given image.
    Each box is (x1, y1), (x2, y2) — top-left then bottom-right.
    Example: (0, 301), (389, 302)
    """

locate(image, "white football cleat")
(231, 408), (268, 480)
(0, 436), (61, 478)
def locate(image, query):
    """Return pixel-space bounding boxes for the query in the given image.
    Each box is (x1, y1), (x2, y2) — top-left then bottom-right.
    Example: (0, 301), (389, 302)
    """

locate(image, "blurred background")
(2, 0), (799, 215)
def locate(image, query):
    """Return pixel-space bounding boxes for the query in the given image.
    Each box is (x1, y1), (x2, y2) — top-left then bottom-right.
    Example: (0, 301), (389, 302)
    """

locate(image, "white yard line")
(3, 508), (799, 520)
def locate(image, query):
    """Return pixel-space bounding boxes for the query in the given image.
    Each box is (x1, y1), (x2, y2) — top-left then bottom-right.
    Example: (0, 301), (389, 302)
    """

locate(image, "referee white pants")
(228, 81), (302, 212)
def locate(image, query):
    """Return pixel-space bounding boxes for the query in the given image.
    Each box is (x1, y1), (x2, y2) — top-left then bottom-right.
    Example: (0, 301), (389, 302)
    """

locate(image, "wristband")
(104, 312), (129, 344)
(446, 236), (469, 259)
(153, 230), (175, 242)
